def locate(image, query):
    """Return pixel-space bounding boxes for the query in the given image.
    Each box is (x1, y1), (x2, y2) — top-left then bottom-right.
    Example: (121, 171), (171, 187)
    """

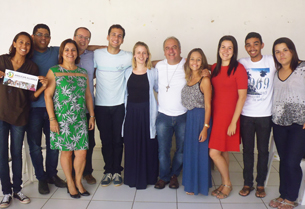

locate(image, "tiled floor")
(2, 148), (305, 209)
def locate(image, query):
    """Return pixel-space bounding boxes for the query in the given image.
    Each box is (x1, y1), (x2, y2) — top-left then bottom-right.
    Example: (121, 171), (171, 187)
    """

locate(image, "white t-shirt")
(239, 55), (276, 117)
(156, 58), (187, 116)
(94, 48), (132, 106)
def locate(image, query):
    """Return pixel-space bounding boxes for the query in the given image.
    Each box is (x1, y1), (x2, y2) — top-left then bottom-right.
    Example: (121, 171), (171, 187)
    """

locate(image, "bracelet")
(204, 124), (210, 128)
(90, 115), (95, 118)
(49, 117), (56, 121)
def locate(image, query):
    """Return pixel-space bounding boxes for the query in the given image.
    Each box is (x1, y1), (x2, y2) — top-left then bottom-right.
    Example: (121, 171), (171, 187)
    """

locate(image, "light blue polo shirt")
(94, 48), (132, 106)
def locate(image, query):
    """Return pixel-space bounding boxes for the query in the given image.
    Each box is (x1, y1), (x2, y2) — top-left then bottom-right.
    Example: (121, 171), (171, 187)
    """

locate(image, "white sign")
(3, 69), (38, 91)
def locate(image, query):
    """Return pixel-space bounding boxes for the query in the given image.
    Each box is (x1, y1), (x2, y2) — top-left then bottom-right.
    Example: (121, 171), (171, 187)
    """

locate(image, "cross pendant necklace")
(166, 62), (180, 92)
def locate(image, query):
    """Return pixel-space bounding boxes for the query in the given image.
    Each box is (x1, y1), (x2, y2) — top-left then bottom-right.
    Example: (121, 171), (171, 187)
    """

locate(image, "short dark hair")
(58, 39), (80, 64)
(74, 27), (91, 39)
(32, 24), (51, 35)
(245, 32), (263, 44)
(211, 35), (239, 78)
(108, 24), (125, 38)
(272, 37), (300, 71)
(9, 32), (34, 59)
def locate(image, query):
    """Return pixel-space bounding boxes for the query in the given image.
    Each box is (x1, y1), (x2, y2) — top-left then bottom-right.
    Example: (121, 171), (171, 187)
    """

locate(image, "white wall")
(1, 0), (304, 146)
(1, 0), (305, 61)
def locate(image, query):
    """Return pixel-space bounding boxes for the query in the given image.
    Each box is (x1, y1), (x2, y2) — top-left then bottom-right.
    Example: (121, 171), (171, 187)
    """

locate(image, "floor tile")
(87, 200), (133, 209)
(221, 203), (267, 209)
(42, 199), (90, 209)
(92, 184), (136, 201)
(3, 198), (48, 209)
(177, 185), (219, 203)
(133, 202), (176, 209)
(22, 181), (58, 199)
(178, 202), (222, 209)
(134, 185), (176, 202)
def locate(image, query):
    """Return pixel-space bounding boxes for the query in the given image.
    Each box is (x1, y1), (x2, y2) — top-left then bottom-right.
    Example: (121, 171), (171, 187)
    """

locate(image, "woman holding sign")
(45, 39), (95, 199)
(0, 32), (48, 208)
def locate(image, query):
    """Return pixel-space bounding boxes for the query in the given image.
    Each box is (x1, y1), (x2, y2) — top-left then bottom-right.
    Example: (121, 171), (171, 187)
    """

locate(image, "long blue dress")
(181, 79), (212, 195)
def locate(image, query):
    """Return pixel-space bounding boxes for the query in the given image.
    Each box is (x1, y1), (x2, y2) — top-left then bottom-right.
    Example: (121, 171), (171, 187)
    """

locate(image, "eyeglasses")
(34, 33), (50, 38)
(75, 34), (90, 41)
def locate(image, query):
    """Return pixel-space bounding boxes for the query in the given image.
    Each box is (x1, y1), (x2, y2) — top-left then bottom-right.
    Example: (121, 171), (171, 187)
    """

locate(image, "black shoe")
(67, 188), (81, 199)
(38, 179), (50, 194)
(48, 175), (67, 188)
(76, 187), (90, 196)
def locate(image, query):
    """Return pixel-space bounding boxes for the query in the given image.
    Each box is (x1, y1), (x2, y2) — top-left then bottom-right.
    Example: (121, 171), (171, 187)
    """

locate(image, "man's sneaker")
(13, 192), (30, 204)
(38, 179), (50, 194)
(0, 194), (12, 208)
(112, 173), (123, 186)
(83, 174), (96, 185)
(101, 173), (112, 187)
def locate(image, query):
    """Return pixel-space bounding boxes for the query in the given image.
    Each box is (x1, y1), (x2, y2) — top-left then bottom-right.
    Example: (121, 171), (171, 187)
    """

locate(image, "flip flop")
(255, 187), (266, 198)
(239, 186), (254, 197)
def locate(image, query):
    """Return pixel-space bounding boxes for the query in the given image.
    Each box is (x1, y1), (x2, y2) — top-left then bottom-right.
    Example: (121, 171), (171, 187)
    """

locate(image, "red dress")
(209, 63), (248, 152)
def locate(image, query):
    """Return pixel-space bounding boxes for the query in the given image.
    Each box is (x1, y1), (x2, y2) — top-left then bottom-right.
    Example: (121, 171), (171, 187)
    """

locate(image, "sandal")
(239, 186), (254, 197)
(269, 197), (283, 208)
(186, 192), (194, 195)
(211, 184), (224, 196)
(278, 199), (298, 209)
(255, 186), (266, 198)
(216, 185), (232, 199)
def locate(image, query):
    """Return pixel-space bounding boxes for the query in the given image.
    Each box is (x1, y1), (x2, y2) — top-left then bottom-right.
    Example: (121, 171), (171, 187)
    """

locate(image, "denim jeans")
(26, 107), (59, 180)
(240, 115), (271, 187)
(0, 120), (25, 195)
(273, 123), (305, 202)
(95, 104), (124, 174)
(156, 112), (186, 182)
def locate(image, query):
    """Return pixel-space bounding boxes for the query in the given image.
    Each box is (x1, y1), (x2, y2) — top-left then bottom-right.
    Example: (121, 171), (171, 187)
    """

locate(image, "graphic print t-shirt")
(239, 55), (276, 117)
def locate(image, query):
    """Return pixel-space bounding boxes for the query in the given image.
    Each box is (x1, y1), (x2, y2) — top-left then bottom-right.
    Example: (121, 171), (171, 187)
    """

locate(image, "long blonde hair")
(184, 48), (208, 82)
(132, 41), (152, 69)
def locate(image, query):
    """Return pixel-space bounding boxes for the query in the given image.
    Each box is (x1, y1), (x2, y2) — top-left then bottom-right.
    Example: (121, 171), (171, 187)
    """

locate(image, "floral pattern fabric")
(50, 65), (88, 151)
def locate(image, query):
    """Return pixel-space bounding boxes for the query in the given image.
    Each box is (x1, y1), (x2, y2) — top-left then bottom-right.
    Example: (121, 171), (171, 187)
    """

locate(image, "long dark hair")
(9, 32), (34, 59)
(272, 37), (300, 71)
(211, 35), (238, 78)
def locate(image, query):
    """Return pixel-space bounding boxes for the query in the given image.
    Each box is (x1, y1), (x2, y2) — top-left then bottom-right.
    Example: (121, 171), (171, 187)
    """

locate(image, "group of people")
(0, 23), (304, 209)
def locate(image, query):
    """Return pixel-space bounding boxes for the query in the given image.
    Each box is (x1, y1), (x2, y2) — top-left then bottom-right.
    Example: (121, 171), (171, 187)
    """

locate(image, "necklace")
(166, 62), (180, 92)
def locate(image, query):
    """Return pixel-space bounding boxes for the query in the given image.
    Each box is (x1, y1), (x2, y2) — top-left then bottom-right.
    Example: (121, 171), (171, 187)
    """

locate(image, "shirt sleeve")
(235, 63), (248, 90)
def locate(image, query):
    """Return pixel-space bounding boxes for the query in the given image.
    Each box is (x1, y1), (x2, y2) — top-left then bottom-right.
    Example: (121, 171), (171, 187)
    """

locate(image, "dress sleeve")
(235, 63), (248, 90)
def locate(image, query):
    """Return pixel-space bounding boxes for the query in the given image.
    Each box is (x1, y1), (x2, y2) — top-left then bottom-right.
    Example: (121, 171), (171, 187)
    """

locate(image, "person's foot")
(269, 197), (283, 208)
(0, 194), (12, 208)
(255, 186), (266, 198)
(154, 179), (169, 189)
(38, 179), (50, 194)
(13, 192), (31, 204)
(239, 186), (254, 197)
(186, 192), (194, 195)
(169, 175), (179, 189)
(83, 174), (96, 185)
(211, 184), (224, 196)
(48, 175), (67, 188)
(112, 173), (123, 186)
(101, 173), (112, 187)
(278, 199), (298, 209)
(216, 185), (232, 199)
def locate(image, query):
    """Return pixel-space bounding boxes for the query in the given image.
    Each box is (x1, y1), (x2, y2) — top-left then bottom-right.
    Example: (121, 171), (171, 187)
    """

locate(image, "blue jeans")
(273, 123), (305, 202)
(26, 107), (59, 180)
(0, 120), (25, 195)
(156, 112), (186, 182)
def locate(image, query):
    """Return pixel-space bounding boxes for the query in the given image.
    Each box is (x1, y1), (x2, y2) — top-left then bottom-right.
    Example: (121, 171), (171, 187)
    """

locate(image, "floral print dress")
(50, 65), (88, 151)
